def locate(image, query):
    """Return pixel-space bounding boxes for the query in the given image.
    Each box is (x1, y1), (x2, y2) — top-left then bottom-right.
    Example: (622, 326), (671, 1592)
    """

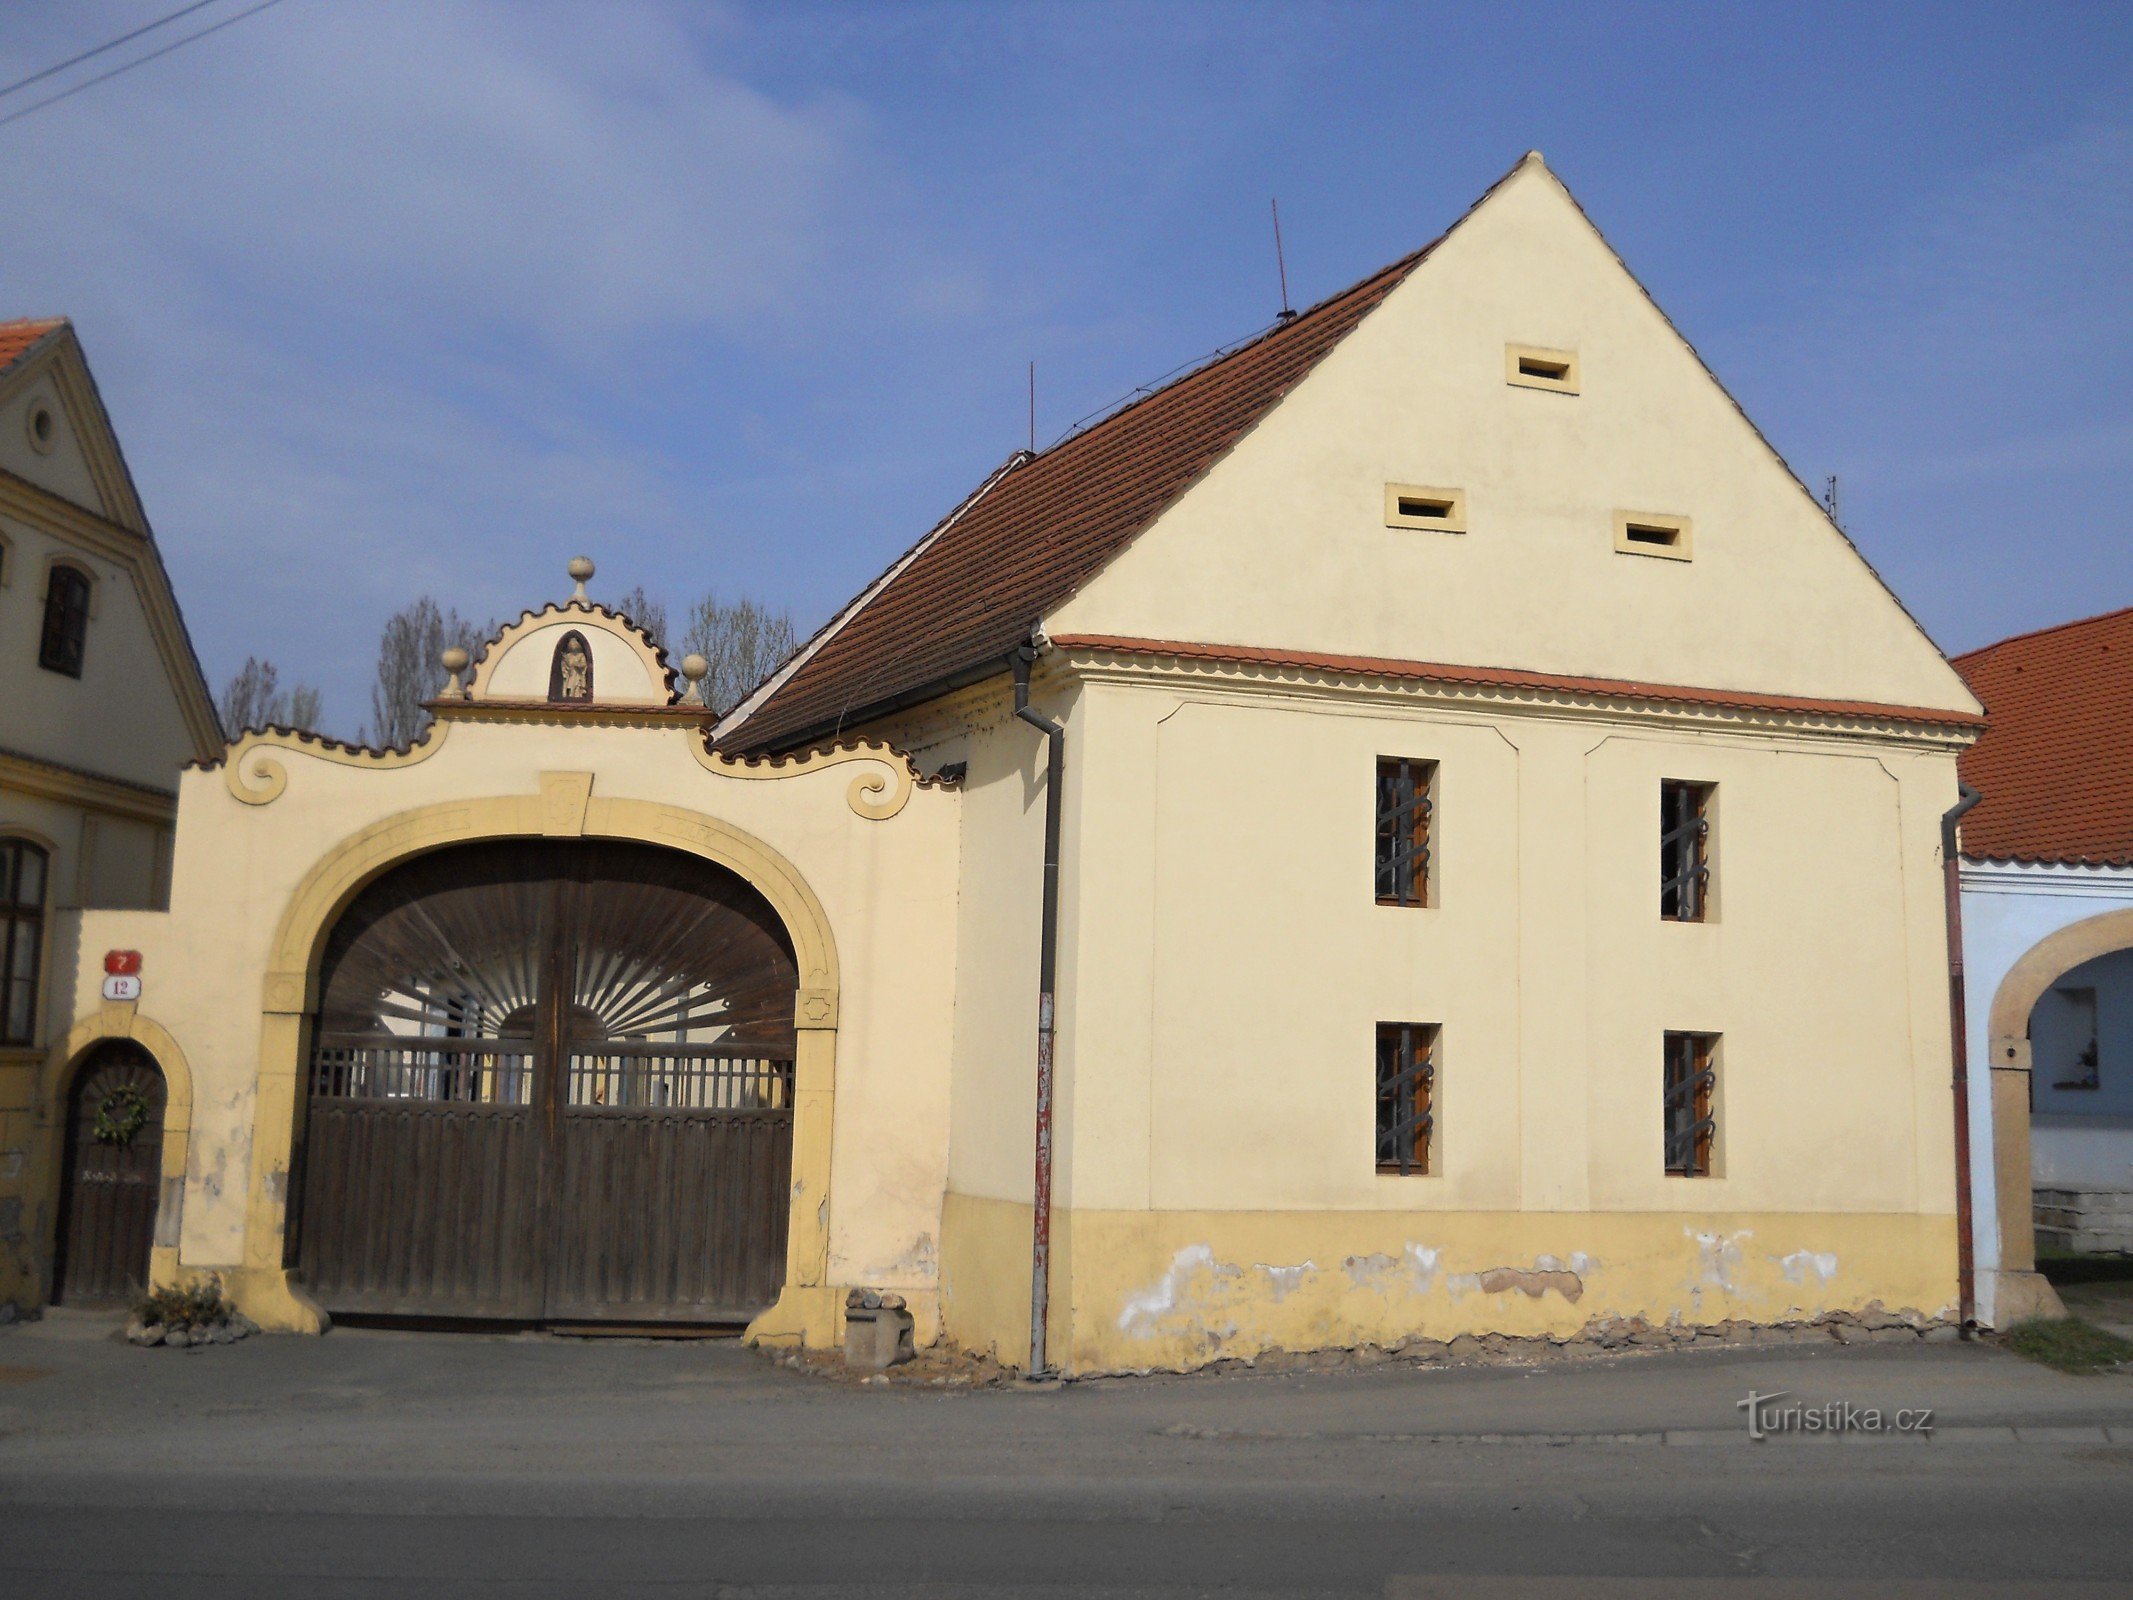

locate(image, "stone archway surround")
(232, 784), (844, 1344)
(1982, 906), (2133, 1324)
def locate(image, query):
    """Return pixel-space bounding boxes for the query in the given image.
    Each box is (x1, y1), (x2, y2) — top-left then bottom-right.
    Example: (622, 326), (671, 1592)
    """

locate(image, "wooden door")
(293, 840), (798, 1325)
(54, 1044), (166, 1306)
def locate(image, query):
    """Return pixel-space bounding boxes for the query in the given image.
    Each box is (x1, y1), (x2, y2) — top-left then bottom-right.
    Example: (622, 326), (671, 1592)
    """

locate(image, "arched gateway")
(292, 838), (801, 1325)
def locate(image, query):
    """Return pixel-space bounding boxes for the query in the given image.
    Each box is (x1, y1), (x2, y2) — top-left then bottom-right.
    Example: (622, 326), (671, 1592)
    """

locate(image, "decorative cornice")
(1959, 859), (2133, 897)
(432, 699), (714, 728)
(1051, 635), (1985, 744)
(0, 743), (175, 825)
(694, 735), (950, 821)
(212, 721), (451, 807)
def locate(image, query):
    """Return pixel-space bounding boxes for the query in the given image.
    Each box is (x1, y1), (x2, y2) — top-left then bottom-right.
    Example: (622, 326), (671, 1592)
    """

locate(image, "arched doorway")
(52, 1042), (168, 1306)
(291, 838), (800, 1325)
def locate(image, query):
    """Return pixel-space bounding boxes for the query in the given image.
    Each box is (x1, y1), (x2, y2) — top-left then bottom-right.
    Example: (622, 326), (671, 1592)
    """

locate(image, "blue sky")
(1, 2), (2127, 735)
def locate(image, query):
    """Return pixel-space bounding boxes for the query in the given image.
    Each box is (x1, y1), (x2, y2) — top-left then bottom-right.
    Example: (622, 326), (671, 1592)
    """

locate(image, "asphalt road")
(2, 1312), (2131, 1597)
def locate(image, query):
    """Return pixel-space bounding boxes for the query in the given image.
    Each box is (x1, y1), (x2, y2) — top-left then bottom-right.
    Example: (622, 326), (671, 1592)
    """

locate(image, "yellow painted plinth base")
(745, 1282), (846, 1350)
(942, 1194), (1961, 1375)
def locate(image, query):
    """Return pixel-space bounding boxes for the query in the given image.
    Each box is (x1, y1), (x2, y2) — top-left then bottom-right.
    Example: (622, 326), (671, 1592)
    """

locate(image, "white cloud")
(0, 1), (942, 727)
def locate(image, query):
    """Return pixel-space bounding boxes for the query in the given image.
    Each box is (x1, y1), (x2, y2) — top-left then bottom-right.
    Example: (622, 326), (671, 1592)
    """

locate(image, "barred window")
(39, 563), (91, 678)
(0, 838), (49, 1047)
(1375, 1021), (1437, 1175)
(1659, 780), (1712, 922)
(1663, 1031), (1717, 1177)
(1374, 757), (1436, 907)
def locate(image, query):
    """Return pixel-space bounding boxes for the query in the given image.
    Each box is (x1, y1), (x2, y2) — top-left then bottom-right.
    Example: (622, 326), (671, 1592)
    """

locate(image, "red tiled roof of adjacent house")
(0, 318), (65, 378)
(1954, 606), (2133, 868)
(727, 234), (1449, 750)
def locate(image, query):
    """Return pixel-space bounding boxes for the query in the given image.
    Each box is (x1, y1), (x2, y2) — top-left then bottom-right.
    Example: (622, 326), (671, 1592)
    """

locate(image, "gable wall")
(0, 364), (106, 514)
(1047, 161), (1976, 716)
(0, 509), (202, 792)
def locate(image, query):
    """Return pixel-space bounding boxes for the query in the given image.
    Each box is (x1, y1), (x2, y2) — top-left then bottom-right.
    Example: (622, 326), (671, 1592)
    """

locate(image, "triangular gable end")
(0, 321), (149, 531)
(0, 320), (219, 757)
(1045, 154), (1980, 718)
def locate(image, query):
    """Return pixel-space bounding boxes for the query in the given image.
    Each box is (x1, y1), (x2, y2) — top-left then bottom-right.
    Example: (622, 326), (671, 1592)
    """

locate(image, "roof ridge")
(1951, 604), (2133, 666)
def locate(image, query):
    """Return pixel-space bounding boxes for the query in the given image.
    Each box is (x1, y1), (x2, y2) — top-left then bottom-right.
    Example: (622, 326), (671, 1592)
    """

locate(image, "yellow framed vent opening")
(1384, 484), (1467, 534)
(1505, 344), (1579, 395)
(1614, 511), (1693, 562)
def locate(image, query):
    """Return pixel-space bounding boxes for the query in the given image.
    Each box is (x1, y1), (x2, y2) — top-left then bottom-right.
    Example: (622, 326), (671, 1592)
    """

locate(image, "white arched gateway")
(57, 564), (962, 1348)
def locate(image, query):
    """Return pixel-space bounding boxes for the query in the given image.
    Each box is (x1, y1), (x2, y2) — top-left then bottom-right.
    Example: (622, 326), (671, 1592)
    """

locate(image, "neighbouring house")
(38, 153), (1988, 1371)
(1954, 606), (2133, 1327)
(0, 318), (221, 1313)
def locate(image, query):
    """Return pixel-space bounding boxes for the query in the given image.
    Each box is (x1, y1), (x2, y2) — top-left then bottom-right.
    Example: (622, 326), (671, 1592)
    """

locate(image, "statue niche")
(548, 631), (595, 703)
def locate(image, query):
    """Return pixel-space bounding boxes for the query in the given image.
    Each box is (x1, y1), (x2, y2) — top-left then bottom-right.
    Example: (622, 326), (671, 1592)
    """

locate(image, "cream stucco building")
(36, 155), (1988, 1372)
(0, 319), (220, 1312)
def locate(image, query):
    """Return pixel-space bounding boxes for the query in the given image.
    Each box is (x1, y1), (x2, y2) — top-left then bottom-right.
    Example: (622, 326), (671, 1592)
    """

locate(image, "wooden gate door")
(54, 1043), (166, 1306)
(293, 840), (798, 1324)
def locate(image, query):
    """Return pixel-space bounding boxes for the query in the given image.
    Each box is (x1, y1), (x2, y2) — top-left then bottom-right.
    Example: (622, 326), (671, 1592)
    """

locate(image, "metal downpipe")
(1942, 782), (1983, 1334)
(1011, 644), (1064, 1377)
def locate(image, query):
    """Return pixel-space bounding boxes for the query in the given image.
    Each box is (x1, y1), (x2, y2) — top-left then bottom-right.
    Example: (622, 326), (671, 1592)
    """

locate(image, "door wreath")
(92, 1085), (151, 1147)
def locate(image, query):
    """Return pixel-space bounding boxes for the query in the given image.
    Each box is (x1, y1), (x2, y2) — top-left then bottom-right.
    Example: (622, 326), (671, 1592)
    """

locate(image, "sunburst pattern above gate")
(316, 839), (800, 1048)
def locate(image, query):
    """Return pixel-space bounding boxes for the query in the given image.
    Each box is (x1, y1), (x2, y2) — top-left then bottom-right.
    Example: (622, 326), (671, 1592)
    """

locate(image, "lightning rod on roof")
(1029, 361), (1036, 455)
(1272, 198), (1296, 323)
(1824, 474), (1842, 529)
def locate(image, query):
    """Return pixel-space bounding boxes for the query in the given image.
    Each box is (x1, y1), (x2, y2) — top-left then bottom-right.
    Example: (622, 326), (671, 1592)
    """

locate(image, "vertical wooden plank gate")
(293, 840), (799, 1326)
(53, 1043), (167, 1306)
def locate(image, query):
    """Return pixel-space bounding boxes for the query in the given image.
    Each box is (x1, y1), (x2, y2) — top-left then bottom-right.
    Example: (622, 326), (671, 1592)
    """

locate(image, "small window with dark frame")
(1374, 757), (1436, 907)
(1662, 1031), (1717, 1177)
(0, 838), (49, 1047)
(39, 564), (91, 678)
(1659, 780), (1712, 921)
(1375, 1021), (1437, 1175)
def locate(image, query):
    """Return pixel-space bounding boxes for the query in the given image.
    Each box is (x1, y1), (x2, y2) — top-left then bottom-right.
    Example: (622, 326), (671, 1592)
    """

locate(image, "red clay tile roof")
(728, 238), (1446, 750)
(0, 318), (65, 378)
(1954, 607), (2133, 868)
(1059, 636), (1991, 730)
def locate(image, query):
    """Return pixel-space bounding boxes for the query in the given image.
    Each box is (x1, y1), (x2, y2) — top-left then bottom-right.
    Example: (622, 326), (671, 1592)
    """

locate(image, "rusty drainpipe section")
(1011, 642), (1064, 1377)
(1942, 782), (1983, 1335)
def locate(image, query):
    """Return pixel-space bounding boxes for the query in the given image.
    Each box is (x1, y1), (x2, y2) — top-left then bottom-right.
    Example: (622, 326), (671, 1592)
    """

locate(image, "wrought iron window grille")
(1659, 781), (1712, 922)
(1662, 1031), (1716, 1177)
(1375, 758), (1436, 907)
(1375, 1021), (1437, 1176)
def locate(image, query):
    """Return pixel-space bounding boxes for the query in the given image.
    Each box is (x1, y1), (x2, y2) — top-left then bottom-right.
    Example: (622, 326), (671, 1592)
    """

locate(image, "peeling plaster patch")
(1537, 1252), (1601, 1276)
(1254, 1261), (1316, 1303)
(1472, 1266), (1584, 1302)
(1689, 1228), (1752, 1292)
(1778, 1249), (1839, 1286)
(1404, 1244), (1441, 1292)
(1343, 1252), (1397, 1287)
(1119, 1244), (1220, 1335)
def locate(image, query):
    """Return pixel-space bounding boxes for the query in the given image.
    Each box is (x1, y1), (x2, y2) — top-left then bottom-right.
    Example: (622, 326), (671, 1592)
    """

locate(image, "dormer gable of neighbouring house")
(0, 319), (220, 774)
(0, 318), (150, 530)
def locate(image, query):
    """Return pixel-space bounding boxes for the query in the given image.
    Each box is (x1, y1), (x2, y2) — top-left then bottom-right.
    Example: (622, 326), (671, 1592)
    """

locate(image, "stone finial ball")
(440, 646), (470, 673)
(567, 556), (595, 583)
(680, 654), (709, 683)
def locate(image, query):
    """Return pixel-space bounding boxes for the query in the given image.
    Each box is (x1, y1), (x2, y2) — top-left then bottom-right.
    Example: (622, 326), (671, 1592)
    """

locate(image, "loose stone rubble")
(762, 1302), (1961, 1387)
(125, 1312), (261, 1348)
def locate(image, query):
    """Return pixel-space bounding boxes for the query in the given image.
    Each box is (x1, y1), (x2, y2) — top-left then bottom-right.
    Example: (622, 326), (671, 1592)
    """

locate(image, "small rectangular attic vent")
(1614, 511), (1693, 561)
(1506, 344), (1579, 394)
(1385, 484), (1467, 533)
